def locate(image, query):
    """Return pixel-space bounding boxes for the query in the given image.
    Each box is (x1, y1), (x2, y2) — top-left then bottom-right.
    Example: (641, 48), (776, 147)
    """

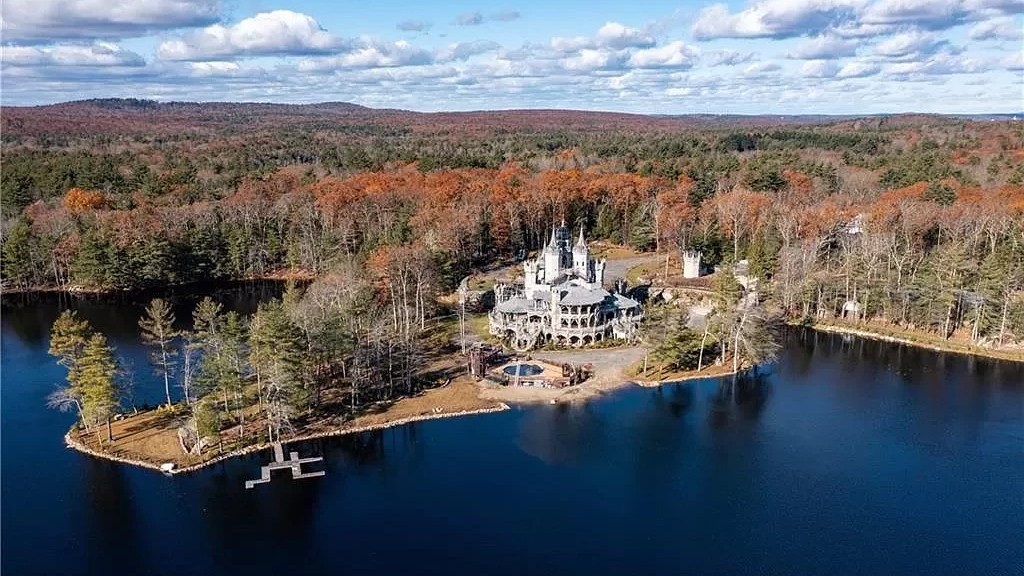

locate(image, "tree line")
(48, 252), (441, 450)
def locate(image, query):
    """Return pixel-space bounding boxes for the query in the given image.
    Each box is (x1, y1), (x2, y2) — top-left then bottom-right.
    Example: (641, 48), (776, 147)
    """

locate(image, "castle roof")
(557, 285), (610, 306)
(574, 226), (588, 250)
(544, 226), (559, 254)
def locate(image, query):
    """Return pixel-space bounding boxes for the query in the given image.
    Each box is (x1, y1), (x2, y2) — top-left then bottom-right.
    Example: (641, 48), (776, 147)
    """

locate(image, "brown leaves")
(63, 187), (107, 213)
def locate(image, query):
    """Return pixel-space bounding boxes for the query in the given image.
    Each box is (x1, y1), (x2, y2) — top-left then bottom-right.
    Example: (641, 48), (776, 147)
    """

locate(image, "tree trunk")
(697, 321), (710, 372)
(999, 293), (1009, 346)
(161, 347), (172, 407)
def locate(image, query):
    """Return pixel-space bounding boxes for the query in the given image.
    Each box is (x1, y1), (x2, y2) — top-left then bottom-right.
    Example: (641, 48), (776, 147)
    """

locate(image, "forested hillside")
(3, 100), (1024, 347)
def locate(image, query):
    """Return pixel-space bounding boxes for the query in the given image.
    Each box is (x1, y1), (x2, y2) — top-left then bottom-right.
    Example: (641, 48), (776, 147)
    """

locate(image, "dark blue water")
(3, 289), (1023, 576)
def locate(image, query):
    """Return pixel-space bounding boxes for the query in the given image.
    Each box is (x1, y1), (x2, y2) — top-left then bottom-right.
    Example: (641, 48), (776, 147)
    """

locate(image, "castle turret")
(523, 258), (540, 298)
(543, 227), (560, 284)
(572, 226), (590, 279)
(593, 258), (606, 288)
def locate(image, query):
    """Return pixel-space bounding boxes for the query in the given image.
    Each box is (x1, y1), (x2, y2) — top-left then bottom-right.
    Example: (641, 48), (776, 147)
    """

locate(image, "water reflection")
(0, 281), (287, 346)
(81, 459), (142, 574)
(708, 373), (771, 429)
(515, 402), (606, 465)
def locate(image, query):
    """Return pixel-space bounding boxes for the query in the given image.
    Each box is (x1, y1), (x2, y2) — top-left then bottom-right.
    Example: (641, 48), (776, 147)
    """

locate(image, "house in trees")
(489, 222), (643, 350)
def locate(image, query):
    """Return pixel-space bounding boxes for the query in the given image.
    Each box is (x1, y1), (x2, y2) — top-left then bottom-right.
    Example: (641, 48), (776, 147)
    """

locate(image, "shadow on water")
(82, 459), (143, 574)
(515, 401), (607, 465)
(0, 280), (289, 346)
(708, 372), (771, 429)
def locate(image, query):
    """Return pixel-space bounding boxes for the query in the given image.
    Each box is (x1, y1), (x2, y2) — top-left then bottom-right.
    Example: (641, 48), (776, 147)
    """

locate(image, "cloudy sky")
(1, 0), (1022, 113)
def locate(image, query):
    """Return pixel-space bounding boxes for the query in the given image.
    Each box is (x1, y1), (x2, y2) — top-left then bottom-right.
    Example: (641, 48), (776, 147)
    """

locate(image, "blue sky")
(1, 0), (1022, 113)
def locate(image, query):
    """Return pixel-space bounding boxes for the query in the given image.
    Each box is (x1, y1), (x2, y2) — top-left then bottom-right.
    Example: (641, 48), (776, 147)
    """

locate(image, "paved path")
(602, 254), (663, 284)
(531, 346), (646, 375)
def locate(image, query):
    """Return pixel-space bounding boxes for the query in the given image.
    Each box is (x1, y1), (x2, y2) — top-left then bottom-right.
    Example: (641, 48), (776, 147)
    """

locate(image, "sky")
(1, 0), (1022, 113)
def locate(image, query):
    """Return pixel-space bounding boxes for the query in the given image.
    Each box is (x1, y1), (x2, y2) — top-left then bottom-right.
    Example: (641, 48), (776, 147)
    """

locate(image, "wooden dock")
(244, 442), (325, 489)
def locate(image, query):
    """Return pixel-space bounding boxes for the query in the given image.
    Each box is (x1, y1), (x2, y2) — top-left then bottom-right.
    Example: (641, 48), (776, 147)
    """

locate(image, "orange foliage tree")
(63, 188), (107, 213)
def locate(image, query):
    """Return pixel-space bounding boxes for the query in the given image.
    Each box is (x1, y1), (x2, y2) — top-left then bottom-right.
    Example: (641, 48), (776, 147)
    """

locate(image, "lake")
(2, 287), (1023, 576)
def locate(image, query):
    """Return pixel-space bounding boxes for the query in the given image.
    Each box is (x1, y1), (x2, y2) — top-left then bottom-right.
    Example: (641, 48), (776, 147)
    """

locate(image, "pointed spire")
(576, 225), (587, 248)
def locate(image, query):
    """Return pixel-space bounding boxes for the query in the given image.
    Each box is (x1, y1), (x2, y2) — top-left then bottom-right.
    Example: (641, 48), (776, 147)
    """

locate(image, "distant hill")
(2, 98), (1019, 139)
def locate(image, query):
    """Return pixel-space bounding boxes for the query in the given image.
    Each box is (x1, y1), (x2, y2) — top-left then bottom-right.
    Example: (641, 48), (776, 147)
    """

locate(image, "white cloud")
(861, 0), (967, 28)
(873, 31), (947, 58)
(187, 61), (269, 78)
(594, 22), (656, 49)
(837, 60), (881, 77)
(561, 48), (626, 71)
(707, 50), (758, 66)
(493, 11), (521, 22)
(1001, 50), (1024, 70)
(743, 62), (783, 75)
(968, 16), (1024, 40)
(692, 0), (865, 40)
(553, 22), (655, 52)
(1, 42), (146, 67)
(886, 52), (987, 75)
(157, 10), (343, 61)
(801, 59), (839, 77)
(397, 20), (431, 32)
(862, 0), (1023, 29)
(627, 41), (700, 69)
(1, 0), (220, 41)
(789, 35), (860, 58)
(457, 12), (484, 26)
(297, 41), (432, 71)
(436, 41), (502, 63)
(456, 10), (521, 26)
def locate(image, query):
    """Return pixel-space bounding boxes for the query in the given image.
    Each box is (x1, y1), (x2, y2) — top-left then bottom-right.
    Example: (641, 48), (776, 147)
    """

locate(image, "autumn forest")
(3, 100), (1024, 347)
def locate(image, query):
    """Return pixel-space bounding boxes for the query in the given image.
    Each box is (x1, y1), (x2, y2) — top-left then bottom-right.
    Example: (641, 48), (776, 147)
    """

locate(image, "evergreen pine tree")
(76, 333), (120, 442)
(139, 298), (179, 407)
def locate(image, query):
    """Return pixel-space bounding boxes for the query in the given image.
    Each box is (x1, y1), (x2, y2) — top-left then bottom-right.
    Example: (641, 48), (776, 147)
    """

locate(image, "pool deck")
(490, 359), (574, 388)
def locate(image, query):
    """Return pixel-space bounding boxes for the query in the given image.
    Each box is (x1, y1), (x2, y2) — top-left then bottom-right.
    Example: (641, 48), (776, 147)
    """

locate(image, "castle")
(489, 222), (642, 350)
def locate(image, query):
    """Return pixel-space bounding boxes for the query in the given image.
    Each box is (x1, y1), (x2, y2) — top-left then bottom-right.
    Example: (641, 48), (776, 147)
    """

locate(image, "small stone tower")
(523, 259), (539, 297)
(683, 251), (702, 279)
(593, 258), (607, 288)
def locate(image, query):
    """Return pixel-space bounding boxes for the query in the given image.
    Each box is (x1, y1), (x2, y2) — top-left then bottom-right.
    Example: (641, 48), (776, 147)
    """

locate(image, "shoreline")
(60, 324), (1021, 475)
(0, 272), (314, 298)
(802, 322), (1024, 363)
(65, 403), (510, 476)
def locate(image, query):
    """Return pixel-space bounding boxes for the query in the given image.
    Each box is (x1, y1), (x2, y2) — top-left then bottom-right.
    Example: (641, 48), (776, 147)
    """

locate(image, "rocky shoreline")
(805, 323), (1024, 363)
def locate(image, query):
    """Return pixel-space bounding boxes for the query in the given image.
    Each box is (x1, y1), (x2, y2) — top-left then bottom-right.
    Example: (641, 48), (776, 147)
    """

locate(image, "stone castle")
(489, 222), (642, 350)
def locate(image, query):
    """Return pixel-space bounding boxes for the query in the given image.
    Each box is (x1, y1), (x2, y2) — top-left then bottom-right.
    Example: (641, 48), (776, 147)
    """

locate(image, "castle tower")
(683, 251), (702, 279)
(555, 219), (572, 269)
(593, 258), (606, 288)
(543, 227), (561, 284)
(523, 258), (539, 298)
(572, 226), (590, 279)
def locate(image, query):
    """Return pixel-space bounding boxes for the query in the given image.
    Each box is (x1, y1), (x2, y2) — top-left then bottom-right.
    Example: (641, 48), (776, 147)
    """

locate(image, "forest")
(4, 102), (1023, 335)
